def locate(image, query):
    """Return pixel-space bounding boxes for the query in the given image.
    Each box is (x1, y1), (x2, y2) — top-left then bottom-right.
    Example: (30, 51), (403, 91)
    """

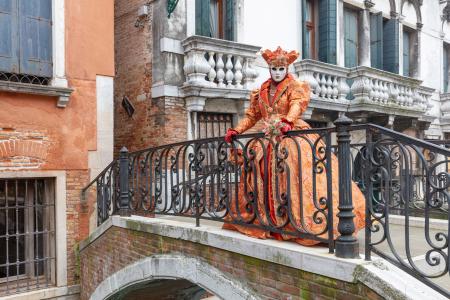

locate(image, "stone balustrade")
(348, 66), (429, 111)
(182, 36), (260, 90)
(294, 59), (350, 104)
(441, 93), (450, 119)
(294, 59), (433, 116)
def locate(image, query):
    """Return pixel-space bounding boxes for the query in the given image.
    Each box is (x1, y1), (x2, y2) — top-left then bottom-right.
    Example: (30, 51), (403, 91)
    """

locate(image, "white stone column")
(185, 96), (206, 140)
(359, 1), (374, 67)
(51, 0), (68, 88)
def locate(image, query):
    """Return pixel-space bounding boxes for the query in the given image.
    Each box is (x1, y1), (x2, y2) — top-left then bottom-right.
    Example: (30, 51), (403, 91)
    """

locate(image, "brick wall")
(114, 1), (188, 154)
(66, 170), (91, 285)
(80, 226), (382, 300)
(115, 0), (153, 153)
(0, 127), (52, 170)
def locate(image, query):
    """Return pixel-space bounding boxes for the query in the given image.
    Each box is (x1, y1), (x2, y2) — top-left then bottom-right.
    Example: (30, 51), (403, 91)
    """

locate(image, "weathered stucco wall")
(0, 0), (114, 171)
(0, 0), (115, 291)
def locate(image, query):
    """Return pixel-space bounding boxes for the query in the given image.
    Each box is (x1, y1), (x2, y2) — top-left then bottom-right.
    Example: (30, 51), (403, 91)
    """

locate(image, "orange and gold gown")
(222, 74), (366, 246)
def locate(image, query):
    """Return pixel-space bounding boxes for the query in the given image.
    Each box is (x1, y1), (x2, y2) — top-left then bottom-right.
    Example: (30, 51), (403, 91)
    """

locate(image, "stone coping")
(80, 216), (447, 300)
(389, 214), (448, 230)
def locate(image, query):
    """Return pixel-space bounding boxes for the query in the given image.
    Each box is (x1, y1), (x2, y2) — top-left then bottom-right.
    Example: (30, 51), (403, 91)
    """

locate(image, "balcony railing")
(181, 36), (260, 98)
(294, 59), (434, 117)
(82, 119), (450, 298)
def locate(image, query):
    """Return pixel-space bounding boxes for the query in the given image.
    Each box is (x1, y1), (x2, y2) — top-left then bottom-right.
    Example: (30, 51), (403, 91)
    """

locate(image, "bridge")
(79, 119), (450, 299)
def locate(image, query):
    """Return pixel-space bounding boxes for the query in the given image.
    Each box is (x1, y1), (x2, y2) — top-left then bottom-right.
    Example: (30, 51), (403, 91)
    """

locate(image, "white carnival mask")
(270, 65), (288, 82)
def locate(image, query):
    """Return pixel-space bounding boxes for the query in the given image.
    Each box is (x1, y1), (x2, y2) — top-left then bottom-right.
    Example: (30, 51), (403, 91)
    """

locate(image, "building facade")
(0, 0), (114, 298)
(115, 0), (450, 154)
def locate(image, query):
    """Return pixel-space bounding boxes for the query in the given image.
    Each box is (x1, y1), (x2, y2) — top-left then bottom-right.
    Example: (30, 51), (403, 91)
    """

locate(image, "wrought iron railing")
(83, 125), (338, 251)
(82, 119), (450, 297)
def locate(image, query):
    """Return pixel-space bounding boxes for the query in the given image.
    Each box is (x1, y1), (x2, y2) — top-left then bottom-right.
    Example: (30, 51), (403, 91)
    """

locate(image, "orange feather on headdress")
(261, 46), (299, 66)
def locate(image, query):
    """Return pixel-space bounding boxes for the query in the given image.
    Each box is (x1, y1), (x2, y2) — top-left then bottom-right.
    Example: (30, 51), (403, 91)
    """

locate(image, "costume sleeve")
(234, 89), (262, 133)
(284, 81), (311, 124)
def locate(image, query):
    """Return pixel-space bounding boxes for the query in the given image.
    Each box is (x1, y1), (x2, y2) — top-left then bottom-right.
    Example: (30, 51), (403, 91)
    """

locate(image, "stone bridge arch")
(90, 255), (258, 300)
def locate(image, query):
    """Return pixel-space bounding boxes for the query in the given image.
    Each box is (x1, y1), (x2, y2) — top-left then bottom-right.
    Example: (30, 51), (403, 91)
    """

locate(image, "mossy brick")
(276, 281), (300, 295)
(301, 272), (339, 289)
(80, 226), (385, 300)
(306, 282), (337, 299)
(336, 290), (364, 300)
(365, 289), (383, 300)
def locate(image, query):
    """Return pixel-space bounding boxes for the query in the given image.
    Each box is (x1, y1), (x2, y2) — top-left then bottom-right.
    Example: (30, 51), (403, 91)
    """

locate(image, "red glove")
(280, 119), (293, 135)
(225, 128), (239, 143)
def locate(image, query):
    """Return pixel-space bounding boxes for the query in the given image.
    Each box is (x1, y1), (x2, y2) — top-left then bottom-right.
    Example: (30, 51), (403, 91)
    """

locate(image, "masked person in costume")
(222, 47), (365, 246)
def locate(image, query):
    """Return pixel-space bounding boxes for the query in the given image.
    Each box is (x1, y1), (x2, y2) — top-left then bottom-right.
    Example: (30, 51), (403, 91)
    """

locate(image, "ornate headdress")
(261, 47), (299, 67)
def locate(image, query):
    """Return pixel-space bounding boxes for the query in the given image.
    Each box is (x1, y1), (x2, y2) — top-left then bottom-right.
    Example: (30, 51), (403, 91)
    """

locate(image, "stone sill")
(2, 285), (80, 300)
(180, 84), (252, 100)
(347, 101), (427, 117)
(81, 215), (446, 300)
(0, 80), (73, 108)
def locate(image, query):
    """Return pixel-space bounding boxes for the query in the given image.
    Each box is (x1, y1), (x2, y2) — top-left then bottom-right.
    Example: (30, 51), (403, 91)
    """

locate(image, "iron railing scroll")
(361, 124), (450, 298)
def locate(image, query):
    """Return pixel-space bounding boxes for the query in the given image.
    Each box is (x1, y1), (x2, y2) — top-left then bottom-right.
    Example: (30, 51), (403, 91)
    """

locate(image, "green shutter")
(444, 46), (449, 93)
(383, 18), (399, 74)
(318, 0), (337, 64)
(344, 9), (358, 68)
(301, 0), (309, 59)
(0, 0), (19, 73)
(196, 0), (210, 37)
(403, 30), (410, 77)
(224, 0), (234, 41)
(370, 12), (383, 69)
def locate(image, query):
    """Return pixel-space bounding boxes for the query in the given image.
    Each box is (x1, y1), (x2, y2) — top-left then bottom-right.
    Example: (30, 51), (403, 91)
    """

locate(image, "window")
(344, 8), (359, 68)
(0, 0), (52, 83)
(196, 113), (234, 174)
(369, 13), (400, 74)
(197, 112), (233, 139)
(196, 0), (235, 41)
(302, 0), (337, 64)
(0, 179), (55, 296)
(302, 0), (316, 59)
(444, 44), (450, 93)
(403, 29), (411, 77)
(370, 12), (383, 69)
(319, 0), (337, 64)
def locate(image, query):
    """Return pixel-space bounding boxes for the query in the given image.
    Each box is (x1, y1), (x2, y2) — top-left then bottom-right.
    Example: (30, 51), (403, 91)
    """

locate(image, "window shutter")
(444, 46), (449, 93)
(0, 0), (19, 73)
(224, 0), (235, 41)
(370, 12), (383, 69)
(196, 0), (211, 37)
(383, 18), (399, 74)
(344, 9), (358, 68)
(403, 31), (410, 76)
(19, 0), (52, 77)
(301, 0), (309, 59)
(318, 0), (337, 64)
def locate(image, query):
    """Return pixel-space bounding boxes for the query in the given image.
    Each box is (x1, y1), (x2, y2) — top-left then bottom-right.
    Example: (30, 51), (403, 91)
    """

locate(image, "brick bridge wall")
(80, 225), (383, 300)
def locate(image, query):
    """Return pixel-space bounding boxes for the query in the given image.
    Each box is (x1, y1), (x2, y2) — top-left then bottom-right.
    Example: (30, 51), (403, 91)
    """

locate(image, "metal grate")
(197, 112), (233, 139)
(0, 72), (51, 86)
(197, 113), (234, 174)
(0, 179), (55, 296)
